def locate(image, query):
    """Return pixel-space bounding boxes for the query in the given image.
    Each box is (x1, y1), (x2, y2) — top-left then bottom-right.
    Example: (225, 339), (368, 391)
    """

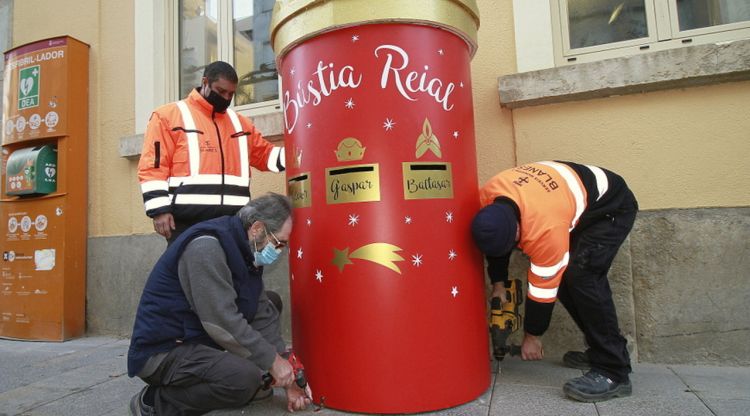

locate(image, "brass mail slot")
(287, 173), (312, 208)
(325, 164), (380, 204)
(402, 162), (453, 200)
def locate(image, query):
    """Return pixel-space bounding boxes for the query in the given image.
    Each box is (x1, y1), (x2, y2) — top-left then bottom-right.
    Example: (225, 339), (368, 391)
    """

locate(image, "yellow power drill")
(490, 279), (523, 360)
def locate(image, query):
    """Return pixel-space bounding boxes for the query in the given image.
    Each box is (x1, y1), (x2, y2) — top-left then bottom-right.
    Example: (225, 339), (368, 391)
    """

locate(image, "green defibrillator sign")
(18, 65), (40, 110)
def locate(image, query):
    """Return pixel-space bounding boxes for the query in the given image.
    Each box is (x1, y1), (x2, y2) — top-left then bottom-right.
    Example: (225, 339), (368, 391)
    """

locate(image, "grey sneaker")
(563, 370), (632, 402)
(563, 350), (591, 370)
(129, 386), (155, 416)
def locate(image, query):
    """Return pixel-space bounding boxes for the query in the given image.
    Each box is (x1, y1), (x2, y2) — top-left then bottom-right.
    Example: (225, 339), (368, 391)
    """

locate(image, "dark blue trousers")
(557, 189), (638, 382)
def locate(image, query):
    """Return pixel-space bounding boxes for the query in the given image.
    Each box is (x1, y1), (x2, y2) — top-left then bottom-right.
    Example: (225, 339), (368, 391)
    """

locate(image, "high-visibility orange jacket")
(138, 89), (285, 224)
(479, 161), (630, 334)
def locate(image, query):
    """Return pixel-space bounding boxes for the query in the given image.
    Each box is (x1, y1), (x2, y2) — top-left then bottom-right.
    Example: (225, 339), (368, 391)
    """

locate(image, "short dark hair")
(203, 61), (238, 85)
(237, 193), (292, 233)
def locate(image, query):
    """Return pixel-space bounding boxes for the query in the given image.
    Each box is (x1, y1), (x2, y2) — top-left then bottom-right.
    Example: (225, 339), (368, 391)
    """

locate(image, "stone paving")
(1, 336), (748, 415)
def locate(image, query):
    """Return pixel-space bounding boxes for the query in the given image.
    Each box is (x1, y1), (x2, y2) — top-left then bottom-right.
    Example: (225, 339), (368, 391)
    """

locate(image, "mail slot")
(5, 145), (57, 196)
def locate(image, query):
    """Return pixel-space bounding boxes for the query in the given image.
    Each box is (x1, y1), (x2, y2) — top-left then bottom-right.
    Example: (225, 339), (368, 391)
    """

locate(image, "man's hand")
(285, 383), (312, 412)
(152, 213), (175, 239)
(521, 332), (544, 360)
(269, 354), (294, 387)
(491, 282), (508, 304)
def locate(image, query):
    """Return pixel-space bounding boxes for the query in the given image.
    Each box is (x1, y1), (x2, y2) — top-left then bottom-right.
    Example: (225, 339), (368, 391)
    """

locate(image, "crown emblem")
(415, 118), (441, 159)
(335, 137), (366, 162)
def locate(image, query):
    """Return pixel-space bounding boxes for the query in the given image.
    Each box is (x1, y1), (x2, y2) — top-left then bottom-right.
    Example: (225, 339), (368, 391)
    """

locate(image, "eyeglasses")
(266, 228), (287, 249)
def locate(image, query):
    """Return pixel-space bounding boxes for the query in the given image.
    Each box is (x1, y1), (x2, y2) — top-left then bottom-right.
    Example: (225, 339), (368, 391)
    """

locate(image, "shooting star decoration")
(332, 243), (405, 274)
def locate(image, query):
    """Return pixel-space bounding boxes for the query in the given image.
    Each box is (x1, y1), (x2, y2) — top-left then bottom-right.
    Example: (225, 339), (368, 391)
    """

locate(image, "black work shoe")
(129, 386), (155, 416)
(563, 370), (632, 402)
(563, 350), (591, 370)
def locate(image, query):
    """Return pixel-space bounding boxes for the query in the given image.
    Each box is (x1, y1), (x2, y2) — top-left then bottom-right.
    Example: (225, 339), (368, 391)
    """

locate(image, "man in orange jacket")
(471, 161), (638, 403)
(138, 61), (285, 244)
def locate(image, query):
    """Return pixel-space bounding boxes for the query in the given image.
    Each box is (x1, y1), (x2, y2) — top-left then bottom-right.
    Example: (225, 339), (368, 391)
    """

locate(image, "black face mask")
(201, 85), (232, 113)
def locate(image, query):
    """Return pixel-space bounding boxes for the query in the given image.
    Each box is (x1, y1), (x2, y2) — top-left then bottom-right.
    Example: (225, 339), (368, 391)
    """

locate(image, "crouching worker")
(471, 161), (638, 403)
(127, 193), (312, 415)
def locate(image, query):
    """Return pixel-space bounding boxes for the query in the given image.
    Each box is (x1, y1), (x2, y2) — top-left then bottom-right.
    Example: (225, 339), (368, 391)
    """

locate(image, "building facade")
(2, 0), (749, 365)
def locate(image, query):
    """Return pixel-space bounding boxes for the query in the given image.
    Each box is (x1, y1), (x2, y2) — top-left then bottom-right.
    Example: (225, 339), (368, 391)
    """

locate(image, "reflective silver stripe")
(226, 109), (250, 181)
(140, 180), (169, 193)
(539, 161), (585, 231)
(176, 101), (201, 177)
(585, 165), (609, 202)
(530, 252), (569, 278)
(222, 195), (251, 206)
(174, 194), (250, 206)
(528, 282), (558, 300)
(267, 146), (283, 172)
(168, 174), (250, 187)
(144, 196), (171, 211)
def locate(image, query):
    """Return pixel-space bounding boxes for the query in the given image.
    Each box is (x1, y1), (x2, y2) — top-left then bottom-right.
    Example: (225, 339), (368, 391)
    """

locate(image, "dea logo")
(18, 65), (40, 110)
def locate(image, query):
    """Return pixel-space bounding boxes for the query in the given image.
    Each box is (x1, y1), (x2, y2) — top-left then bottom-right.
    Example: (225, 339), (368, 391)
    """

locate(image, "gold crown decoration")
(335, 137), (366, 162)
(415, 118), (442, 159)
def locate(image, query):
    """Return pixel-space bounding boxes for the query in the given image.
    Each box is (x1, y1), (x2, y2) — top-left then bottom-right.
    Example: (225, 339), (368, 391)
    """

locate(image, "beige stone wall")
(12, 1), (135, 237)
(470, 1), (517, 184)
(512, 82), (750, 210)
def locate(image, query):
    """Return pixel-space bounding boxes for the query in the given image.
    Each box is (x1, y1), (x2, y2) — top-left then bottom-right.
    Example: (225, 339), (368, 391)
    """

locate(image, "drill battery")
(489, 279), (523, 360)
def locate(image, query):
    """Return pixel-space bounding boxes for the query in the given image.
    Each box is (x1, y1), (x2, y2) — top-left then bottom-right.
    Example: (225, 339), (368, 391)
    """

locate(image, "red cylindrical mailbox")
(271, 1), (488, 413)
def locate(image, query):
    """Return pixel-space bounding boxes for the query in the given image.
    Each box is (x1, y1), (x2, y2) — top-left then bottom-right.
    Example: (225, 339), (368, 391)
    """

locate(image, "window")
(177, 0), (278, 113)
(551, 0), (750, 65)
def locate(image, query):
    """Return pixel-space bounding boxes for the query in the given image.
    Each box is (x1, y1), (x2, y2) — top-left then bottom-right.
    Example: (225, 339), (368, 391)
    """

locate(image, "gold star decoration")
(332, 247), (354, 272)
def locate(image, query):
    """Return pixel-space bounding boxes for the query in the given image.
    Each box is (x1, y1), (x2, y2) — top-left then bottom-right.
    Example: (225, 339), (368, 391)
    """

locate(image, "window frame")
(557, 0), (660, 57)
(550, 0), (750, 66)
(666, 1), (750, 39)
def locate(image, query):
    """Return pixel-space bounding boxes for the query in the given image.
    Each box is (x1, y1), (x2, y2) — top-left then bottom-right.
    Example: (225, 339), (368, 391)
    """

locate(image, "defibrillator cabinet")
(5, 145), (57, 196)
(0, 36), (89, 341)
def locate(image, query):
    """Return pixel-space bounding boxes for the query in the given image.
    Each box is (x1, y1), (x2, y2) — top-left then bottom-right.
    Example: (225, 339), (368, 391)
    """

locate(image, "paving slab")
(701, 398), (750, 416)
(416, 374), (494, 416)
(495, 357), (583, 388)
(0, 356), (128, 415)
(490, 383), (597, 416)
(595, 392), (713, 416)
(1, 337), (748, 416)
(19, 375), (143, 416)
(669, 364), (750, 399)
(627, 363), (693, 395)
(0, 337), (129, 393)
(594, 363), (715, 415)
(210, 374), (497, 416)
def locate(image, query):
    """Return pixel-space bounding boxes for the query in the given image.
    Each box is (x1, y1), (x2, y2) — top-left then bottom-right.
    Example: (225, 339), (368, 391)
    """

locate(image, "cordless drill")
(262, 351), (308, 391)
(490, 279), (523, 360)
